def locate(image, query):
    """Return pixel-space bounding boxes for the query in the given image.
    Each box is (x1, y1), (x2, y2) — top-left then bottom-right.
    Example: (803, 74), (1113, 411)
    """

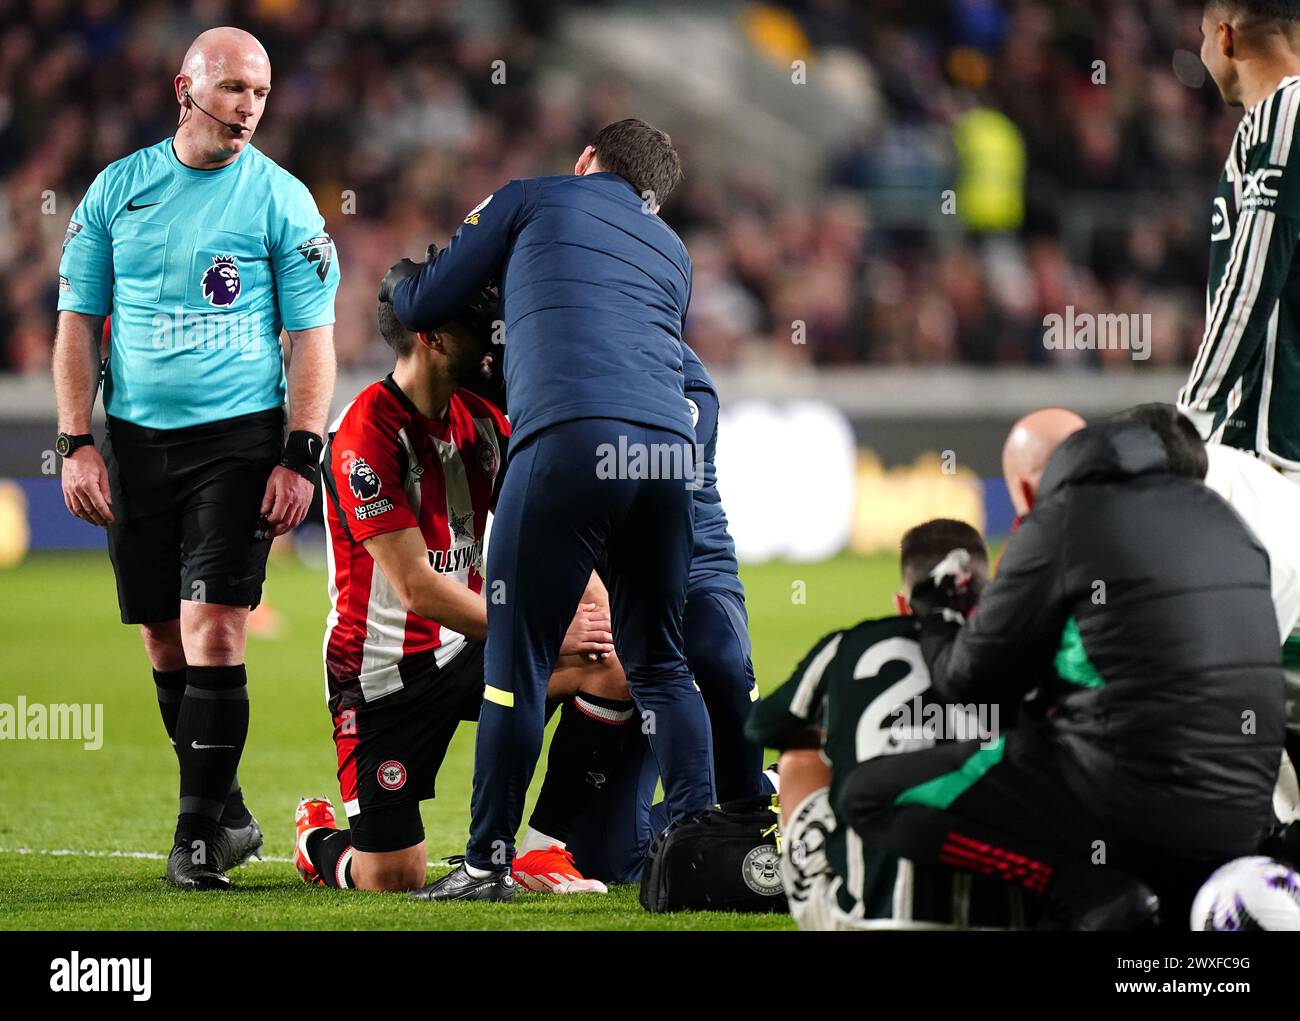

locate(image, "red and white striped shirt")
(322, 375), (508, 712)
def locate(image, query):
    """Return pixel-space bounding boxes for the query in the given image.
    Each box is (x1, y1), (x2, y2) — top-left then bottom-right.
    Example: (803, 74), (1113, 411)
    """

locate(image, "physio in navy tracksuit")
(386, 120), (716, 897)
(562, 343), (766, 884)
(680, 343), (765, 802)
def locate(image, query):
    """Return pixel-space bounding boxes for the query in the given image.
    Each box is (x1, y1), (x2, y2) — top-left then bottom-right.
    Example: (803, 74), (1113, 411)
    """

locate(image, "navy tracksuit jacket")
(393, 172), (716, 868)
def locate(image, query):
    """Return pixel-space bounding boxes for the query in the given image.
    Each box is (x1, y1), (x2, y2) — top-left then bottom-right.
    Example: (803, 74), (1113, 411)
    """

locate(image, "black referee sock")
(153, 667), (188, 748)
(529, 692), (636, 842)
(305, 828), (355, 888)
(220, 783), (252, 829)
(174, 664), (249, 852)
(154, 666), (251, 828)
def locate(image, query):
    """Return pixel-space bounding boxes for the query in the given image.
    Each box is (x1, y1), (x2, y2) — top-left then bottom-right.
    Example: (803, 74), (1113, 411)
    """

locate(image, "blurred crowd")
(0, 0), (1237, 374)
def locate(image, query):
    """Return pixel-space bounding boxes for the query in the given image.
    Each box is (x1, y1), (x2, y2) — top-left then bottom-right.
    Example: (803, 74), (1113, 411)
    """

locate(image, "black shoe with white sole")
(165, 843), (231, 892)
(215, 812), (265, 871)
(410, 859), (516, 902)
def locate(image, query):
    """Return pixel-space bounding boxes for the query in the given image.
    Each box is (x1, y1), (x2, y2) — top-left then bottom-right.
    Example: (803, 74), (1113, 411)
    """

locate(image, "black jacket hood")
(1037, 420), (1168, 501)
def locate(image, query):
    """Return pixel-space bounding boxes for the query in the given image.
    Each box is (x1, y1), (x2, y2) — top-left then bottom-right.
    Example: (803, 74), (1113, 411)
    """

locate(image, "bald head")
(174, 28), (270, 166)
(1002, 408), (1086, 516)
(180, 28), (269, 86)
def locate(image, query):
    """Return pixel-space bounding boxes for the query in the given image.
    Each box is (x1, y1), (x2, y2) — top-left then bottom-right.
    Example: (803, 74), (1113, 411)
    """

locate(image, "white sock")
(465, 862), (495, 879)
(519, 826), (564, 855)
(335, 847), (355, 889)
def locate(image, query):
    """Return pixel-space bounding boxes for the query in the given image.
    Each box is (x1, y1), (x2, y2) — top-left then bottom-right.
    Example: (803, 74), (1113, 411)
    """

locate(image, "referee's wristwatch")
(55, 432), (95, 457)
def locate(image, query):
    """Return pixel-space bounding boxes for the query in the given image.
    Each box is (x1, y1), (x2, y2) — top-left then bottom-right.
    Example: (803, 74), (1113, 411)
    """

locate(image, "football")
(1190, 856), (1300, 931)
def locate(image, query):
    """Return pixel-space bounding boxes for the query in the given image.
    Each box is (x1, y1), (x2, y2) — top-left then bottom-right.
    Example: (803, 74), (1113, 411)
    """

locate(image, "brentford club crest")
(741, 844), (782, 895)
(377, 760), (406, 791)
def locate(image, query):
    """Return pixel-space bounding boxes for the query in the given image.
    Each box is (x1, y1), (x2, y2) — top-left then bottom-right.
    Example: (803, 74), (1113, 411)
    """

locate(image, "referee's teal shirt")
(57, 138), (340, 429)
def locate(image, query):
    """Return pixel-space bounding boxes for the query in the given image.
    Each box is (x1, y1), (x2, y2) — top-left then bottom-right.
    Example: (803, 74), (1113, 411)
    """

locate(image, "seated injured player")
(747, 518), (1007, 930)
(295, 293), (626, 894)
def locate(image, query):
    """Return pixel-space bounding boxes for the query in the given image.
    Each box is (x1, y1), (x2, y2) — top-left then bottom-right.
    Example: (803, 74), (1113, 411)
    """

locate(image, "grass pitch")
(0, 548), (901, 930)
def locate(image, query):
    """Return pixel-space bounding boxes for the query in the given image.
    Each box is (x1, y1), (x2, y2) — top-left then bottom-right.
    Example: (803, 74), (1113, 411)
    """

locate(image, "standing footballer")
(1178, 1), (1300, 464)
(1178, 1), (1300, 731)
(54, 27), (339, 891)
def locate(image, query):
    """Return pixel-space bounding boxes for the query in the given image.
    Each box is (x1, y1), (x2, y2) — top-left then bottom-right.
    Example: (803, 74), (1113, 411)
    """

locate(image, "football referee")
(54, 27), (339, 890)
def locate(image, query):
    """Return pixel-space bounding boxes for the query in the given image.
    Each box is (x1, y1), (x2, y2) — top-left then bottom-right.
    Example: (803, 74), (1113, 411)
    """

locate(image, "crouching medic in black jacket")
(838, 412), (1286, 929)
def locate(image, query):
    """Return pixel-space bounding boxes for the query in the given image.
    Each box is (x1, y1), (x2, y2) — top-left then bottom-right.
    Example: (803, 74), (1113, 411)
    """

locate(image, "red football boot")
(293, 796), (337, 886)
(512, 844), (608, 894)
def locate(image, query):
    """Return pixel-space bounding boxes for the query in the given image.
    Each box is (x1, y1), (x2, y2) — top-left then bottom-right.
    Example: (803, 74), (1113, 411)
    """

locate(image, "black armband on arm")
(281, 430), (323, 482)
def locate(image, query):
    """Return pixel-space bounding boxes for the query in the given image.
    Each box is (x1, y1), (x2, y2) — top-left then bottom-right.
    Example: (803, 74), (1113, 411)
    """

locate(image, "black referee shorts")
(102, 408), (283, 624)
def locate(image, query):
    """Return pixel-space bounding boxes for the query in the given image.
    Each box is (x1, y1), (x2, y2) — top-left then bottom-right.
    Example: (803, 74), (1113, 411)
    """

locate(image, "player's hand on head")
(910, 548), (979, 623)
(60, 445), (114, 527)
(259, 464), (313, 538)
(561, 601), (614, 661)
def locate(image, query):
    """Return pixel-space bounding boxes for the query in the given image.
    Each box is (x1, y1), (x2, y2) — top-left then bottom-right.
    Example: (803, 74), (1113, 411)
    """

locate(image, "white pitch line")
(0, 846), (293, 864)
(0, 846), (451, 869)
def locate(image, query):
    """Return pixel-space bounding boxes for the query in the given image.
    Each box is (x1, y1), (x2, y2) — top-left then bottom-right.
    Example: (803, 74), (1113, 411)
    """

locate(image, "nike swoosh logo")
(127, 199), (161, 211)
(191, 740), (236, 750)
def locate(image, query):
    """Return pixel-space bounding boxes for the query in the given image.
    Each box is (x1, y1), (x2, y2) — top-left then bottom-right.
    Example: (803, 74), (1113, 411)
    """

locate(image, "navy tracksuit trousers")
(466, 417), (716, 869)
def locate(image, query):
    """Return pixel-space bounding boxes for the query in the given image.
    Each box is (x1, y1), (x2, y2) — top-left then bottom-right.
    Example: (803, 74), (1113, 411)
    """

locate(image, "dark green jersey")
(1179, 76), (1300, 468)
(748, 615), (943, 918)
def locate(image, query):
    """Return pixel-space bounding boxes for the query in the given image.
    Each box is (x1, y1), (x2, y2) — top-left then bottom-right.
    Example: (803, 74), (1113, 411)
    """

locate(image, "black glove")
(1257, 820), (1300, 868)
(908, 548), (980, 623)
(378, 243), (438, 303)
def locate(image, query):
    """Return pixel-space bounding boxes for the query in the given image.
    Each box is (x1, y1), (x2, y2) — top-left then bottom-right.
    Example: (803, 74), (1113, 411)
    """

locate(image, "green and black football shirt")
(748, 615), (945, 919)
(1179, 76), (1300, 468)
